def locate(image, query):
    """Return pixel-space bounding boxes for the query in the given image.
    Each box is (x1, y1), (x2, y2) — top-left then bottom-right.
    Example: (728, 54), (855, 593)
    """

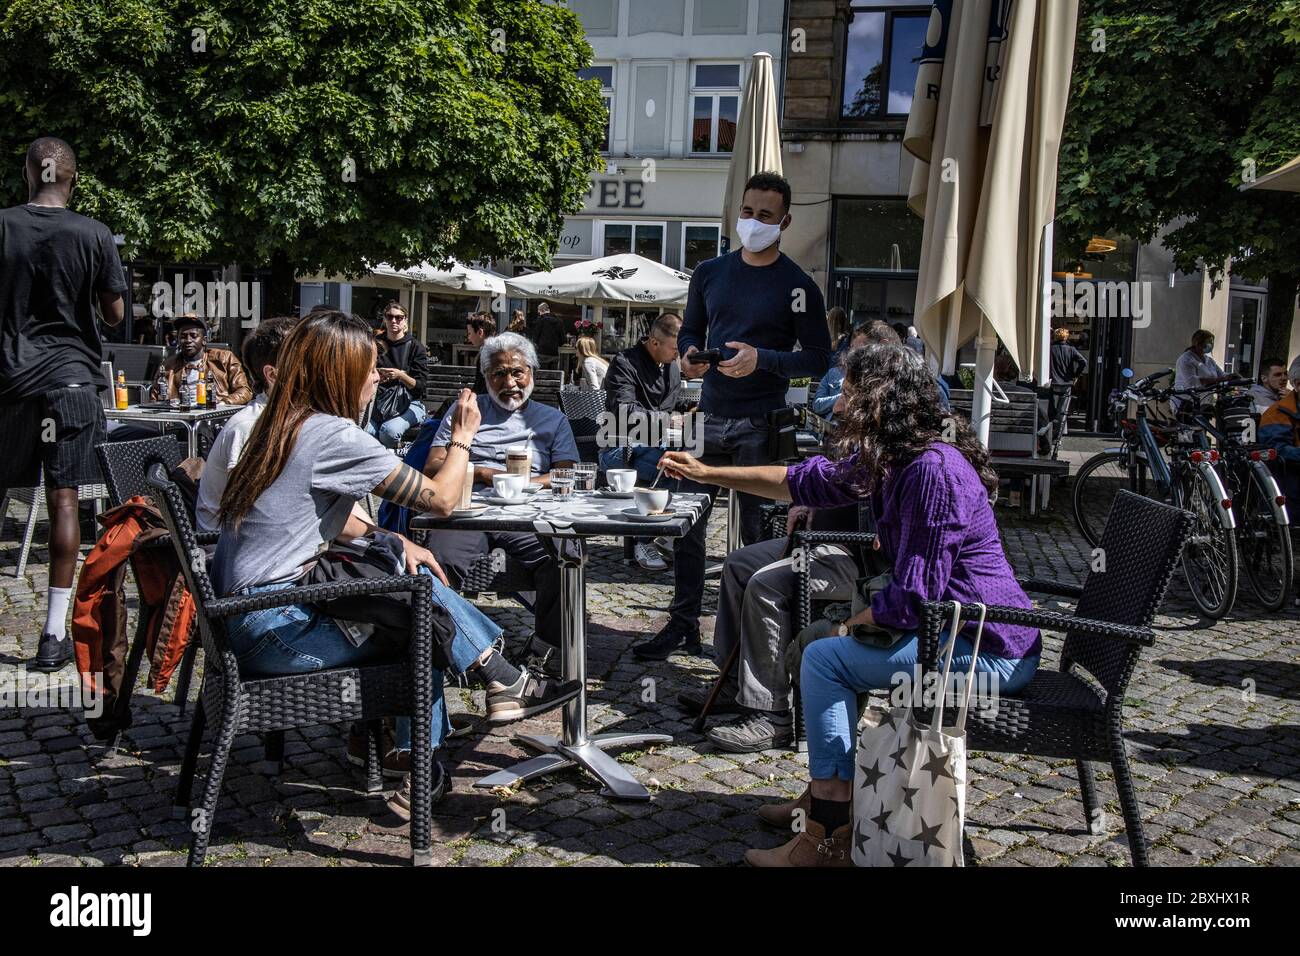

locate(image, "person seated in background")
(1173, 329), (1234, 410)
(600, 312), (685, 572)
(420, 332), (579, 647)
(1250, 357), (1288, 414)
(211, 311), (579, 817)
(150, 313), (252, 405)
(465, 311), (496, 394)
(826, 306), (850, 360)
(366, 302), (430, 448)
(660, 344), (1041, 866)
(576, 335), (609, 390)
(1260, 356), (1300, 522)
(195, 315), (298, 531)
(811, 322), (888, 420)
(507, 308), (528, 336)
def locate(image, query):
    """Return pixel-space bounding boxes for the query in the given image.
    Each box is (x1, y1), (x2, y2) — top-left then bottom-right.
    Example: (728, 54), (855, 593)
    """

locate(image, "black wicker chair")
(145, 464), (439, 867)
(917, 490), (1193, 867)
(95, 437), (218, 746)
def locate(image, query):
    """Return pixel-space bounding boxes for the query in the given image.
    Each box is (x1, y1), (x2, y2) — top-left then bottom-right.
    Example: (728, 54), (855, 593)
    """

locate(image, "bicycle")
(1181, 392), (1293, 611)
(1072, 368), (1240, 619)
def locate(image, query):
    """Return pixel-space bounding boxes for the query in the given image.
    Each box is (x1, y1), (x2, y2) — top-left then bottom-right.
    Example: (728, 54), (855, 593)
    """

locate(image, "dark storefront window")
(833, 198), (922, 271)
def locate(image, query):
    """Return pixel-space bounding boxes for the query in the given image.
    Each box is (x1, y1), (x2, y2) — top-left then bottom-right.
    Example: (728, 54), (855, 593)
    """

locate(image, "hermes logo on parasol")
(632, 290), (658, 301)
(1049, 276), (1151, 329)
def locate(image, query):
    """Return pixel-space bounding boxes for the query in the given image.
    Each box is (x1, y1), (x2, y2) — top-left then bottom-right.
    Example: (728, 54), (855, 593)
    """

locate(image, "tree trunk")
(267, 249), (297, 317)
(1262, 271), (1298, 363)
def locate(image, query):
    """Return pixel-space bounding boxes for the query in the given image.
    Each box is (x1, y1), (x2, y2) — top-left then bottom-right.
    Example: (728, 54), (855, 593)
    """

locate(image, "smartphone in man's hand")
(691, 348), (724, 366)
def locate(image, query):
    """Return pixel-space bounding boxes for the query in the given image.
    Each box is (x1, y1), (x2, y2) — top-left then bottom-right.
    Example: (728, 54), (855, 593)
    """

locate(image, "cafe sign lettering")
(584, 178), (647, 209)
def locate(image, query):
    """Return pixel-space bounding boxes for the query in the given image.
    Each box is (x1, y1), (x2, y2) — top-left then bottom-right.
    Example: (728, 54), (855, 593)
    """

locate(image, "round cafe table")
(411, 487), (710, 800)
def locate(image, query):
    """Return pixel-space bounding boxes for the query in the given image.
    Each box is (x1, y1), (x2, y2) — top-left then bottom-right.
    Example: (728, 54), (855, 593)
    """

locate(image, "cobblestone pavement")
(1, 446), (1298, 868)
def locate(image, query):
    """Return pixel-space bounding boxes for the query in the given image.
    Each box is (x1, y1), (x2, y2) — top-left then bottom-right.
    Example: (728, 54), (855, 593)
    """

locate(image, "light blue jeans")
(800, 633), (1040, 781)
(227, 567), (502, 751)
(368, 400), (427, 448)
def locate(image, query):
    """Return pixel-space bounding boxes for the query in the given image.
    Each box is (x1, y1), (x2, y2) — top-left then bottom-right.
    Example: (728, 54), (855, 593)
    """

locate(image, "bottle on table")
(114, 371), (129, 410)
(205, 369), (217, 408)
(195, 373), (207, 407)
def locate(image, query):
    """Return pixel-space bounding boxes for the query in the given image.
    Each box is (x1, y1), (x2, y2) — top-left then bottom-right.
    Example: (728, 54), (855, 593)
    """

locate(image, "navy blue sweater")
(679, 251), (831, 418)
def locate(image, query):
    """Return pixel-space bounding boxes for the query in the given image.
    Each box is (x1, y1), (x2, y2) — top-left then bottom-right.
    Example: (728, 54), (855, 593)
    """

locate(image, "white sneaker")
(634, 542), (669, 571)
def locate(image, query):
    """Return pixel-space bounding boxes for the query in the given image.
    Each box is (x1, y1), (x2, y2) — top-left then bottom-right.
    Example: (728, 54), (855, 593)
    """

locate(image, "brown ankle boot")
(744, 819), (853, 867)
(756, 786), (811, 828)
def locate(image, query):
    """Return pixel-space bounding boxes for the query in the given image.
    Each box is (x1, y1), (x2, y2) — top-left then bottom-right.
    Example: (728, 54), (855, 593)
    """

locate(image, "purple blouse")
(785, 444), (1041, 659)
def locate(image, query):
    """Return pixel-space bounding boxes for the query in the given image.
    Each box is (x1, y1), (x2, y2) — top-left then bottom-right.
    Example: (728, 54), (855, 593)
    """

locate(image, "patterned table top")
(409, 488), (710, 538)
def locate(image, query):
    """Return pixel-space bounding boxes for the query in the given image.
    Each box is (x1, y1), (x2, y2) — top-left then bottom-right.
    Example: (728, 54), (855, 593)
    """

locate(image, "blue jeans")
(367, 400), (427, 448)
(800, 633), (1040, 781)
(598, 445), (678, 488)
(226, 567), (502, 751)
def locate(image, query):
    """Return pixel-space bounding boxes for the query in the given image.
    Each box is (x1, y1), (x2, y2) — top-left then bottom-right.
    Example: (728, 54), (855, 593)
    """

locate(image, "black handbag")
(373, 382), (412, 423)
(766, 406), (798, 462)
(305, 535), (456, 669)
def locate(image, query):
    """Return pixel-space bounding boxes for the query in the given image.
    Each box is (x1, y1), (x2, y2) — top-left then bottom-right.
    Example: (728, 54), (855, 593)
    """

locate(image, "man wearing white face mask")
(421, 332), (580, 647)
(632, 172), (832, 661)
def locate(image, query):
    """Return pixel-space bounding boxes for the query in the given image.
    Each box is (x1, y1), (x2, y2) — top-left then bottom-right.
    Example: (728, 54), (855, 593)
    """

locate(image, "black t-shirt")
(0, 204), (127, 402)
(534, 314), (563, 357)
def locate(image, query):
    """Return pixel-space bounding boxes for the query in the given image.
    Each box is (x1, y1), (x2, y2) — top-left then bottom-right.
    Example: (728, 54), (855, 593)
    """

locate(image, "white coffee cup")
(492, 472), (528, 500)
(606, 469), (637, 492)
(634, 487), (672, 515)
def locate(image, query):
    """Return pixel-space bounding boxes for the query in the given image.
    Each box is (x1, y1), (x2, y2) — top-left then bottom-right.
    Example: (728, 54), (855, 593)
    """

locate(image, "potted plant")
(786, 376), (811, 406)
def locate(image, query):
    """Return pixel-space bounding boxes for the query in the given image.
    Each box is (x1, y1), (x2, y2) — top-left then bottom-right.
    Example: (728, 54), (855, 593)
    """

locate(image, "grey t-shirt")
(432, 394), (580, 475)
(211, 414), (395, 594)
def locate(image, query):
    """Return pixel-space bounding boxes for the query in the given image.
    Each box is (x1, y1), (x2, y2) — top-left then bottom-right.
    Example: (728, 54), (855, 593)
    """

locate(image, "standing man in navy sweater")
(633, 171), (831, 660)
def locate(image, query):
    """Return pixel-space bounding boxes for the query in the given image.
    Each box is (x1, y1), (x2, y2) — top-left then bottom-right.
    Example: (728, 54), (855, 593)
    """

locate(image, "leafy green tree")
(0, 0), (607, 315)
(1057, 0), (1300, 359)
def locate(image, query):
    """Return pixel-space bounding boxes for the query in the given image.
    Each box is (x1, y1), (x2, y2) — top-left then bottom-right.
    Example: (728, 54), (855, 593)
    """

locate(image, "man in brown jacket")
(150, 314), (252, 405)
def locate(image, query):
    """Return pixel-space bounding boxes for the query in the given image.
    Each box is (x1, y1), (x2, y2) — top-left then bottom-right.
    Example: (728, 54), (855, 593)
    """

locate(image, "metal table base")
(475, 540), (671, 800)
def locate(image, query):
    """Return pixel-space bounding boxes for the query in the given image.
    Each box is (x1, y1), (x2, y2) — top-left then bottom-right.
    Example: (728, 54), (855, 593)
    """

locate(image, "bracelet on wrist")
(447, 439), (472, 455)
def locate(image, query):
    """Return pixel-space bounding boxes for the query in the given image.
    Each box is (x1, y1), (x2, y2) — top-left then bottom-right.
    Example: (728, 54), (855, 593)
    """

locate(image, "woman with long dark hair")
(660, 344), (1040, 866)
(214, 310), (578, 818)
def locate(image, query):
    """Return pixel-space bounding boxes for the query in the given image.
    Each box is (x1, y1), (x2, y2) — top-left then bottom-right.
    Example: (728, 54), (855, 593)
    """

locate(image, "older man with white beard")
(423, 332), (580, 648)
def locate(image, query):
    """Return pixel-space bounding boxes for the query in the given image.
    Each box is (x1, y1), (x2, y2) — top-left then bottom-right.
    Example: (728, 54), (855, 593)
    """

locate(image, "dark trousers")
(668, 414), (772, 630)
(423, 529), (562, 647)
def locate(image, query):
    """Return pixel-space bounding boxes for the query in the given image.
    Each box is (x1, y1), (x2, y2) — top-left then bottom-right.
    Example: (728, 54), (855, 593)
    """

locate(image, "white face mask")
(735, 216), (782, 254)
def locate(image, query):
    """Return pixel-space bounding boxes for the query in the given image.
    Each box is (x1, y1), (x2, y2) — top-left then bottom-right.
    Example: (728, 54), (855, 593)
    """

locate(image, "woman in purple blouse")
(661, 344), (1040, 867)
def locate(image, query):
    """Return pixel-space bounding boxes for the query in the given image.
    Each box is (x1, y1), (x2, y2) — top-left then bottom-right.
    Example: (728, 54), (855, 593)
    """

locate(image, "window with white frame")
(601, 221), (666, 262)
(681, 224), (721, 270)
(690, 63), (741, 154)
(578, 65), (615, 153)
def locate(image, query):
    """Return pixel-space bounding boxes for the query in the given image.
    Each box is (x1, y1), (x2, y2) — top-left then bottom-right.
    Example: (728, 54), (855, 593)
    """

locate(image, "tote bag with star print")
(851, 602), (987, 867)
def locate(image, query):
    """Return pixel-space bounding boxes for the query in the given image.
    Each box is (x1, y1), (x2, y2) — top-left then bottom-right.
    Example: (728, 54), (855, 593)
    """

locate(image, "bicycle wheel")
(1072, 451), (1132, 548)
(1238, 470), (1294, 611)
(1176, 470), (1239, 619)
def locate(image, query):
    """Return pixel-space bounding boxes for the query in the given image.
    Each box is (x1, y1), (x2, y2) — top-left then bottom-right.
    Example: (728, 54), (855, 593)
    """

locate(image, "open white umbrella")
(905, 0), (1079, 444)
(402, 260), (507, 295)
(1241, 153), (1300, 193)
(505, 253), (690, 307)
(721, 52), (784, 251)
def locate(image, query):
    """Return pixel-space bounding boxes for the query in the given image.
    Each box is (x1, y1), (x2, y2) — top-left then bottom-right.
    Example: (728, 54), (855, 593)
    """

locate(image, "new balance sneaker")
(31, 632), (73, 673)
(485, 669), (581, 724)
(631, 620), (702, 661)
(386, 760), (451, 821)
(634, 542), (669, 572)
(706, 710), (794, 753)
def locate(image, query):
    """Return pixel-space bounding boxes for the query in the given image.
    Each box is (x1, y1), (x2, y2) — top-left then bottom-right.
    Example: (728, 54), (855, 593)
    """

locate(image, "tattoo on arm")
(376, 464), (441, 513)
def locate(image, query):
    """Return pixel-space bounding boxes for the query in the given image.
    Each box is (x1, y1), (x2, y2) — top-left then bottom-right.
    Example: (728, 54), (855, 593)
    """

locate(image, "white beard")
(489, 380), (534, 412)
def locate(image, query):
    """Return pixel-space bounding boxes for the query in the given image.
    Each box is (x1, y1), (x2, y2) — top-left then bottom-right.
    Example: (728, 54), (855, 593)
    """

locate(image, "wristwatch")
(832, 621), (849, 637)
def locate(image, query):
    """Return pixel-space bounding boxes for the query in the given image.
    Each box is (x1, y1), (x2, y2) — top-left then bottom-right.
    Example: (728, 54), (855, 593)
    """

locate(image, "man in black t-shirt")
(0, 137), (127, 672)
(532, 302), (563, 370)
